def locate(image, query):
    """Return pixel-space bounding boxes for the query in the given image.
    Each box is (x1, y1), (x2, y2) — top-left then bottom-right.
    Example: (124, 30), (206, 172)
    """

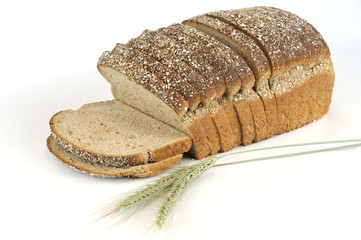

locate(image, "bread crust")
(183, 114), (211, 159)
(177, 24), (254, 96)
(271, 59), (334, 132)
(247, 91), (269, 143)
(128, 31), (216, 106)
(232, 95), (255, 145)
(183, 15), (270, 89)
(182, 19), (255, 93)
(220, 98), (242, 148)
(208, 101), (234, 152)
(257, 87), (280, 136)
(207, 7), (330, 77)
(155, 29), (226, 101)
(164, 24), (242, 97)
(47, 136), (182, 178)
(197, 110), (221, 155)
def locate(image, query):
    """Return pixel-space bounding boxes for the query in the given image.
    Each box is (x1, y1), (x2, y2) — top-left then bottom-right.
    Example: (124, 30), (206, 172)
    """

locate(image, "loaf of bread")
(48, 6), (335, 177)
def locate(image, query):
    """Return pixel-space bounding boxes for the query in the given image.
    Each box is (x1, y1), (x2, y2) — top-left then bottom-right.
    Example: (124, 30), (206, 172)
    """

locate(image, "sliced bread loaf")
(183, 15), (278, 139)
(48, 6), (335, 177)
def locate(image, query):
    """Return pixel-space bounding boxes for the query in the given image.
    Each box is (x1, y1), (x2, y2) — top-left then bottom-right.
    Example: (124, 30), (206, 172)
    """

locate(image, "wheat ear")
(98, 164), (196, 221)
(155, 156), (217, 229)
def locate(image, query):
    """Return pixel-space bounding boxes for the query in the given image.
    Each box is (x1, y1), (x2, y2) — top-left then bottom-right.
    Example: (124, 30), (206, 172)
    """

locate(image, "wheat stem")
(215, 138), (361, 162)
(214, 142), (361, 167)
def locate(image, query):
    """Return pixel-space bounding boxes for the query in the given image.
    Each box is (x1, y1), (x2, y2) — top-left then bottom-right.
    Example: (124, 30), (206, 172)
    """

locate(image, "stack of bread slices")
(47, 6), (335, 177)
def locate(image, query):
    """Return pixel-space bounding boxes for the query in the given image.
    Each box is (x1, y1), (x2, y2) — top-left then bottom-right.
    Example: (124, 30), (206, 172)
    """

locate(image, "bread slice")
(47, 136), (183, 178)
(183, 15), (270, 89)
(49, 100), (192, 169)
(219, 98), (242, 148)
(207, 101), (234, 152)
(154, 28), (226, 100)
(128, 30), (216, 106)
(98, 51), (188, 133)
(177, 23), (254, 95)
(111, 43), (201, 111)
(180, 112), (212, 159)
(232, 94), (255, 146)
(195, 109), (221, 155)
(161, 24), (239, 97)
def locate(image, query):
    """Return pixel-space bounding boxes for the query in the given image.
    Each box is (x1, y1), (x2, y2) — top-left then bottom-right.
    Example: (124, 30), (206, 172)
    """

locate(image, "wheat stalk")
(95, 138), (361, 230)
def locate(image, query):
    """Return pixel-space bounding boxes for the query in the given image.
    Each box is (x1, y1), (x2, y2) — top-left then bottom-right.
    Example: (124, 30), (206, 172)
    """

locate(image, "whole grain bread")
(48, 6), (335, 177)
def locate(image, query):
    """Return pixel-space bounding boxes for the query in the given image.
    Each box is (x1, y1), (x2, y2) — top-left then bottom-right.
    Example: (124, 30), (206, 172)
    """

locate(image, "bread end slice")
(47, 136), (183, 178)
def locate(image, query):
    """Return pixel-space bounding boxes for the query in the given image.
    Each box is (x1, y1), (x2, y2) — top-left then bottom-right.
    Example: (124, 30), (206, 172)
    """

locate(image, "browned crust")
(207, 7), (330, 77)
(233, 96), (255, 145)
(150, 137), (192, 162)
(197, 110), (221, 155)
(178, 23), (245, 96)
(182, 19), (255, 93)
(183, 115), (211, 159)
(210, 57), (243, 97)
(248, 93), (269, 143)
(273, 88), (297, 133)
(112, 44), (201, 111)
(220, 99), (242, 148)
(165, 24), (241, 97)
(257, 88), (280, 136)
(128, 31), (216, 106)
(272, 59), (335, 133)
(209, 101), (234, 152)
(183, 15), (270, 89)
(156, 28), (226, 100)
(47, 136), (182, 178)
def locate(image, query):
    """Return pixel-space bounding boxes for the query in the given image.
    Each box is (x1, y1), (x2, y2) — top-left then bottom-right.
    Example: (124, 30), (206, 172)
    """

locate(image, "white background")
(1, 0), (361, 239)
